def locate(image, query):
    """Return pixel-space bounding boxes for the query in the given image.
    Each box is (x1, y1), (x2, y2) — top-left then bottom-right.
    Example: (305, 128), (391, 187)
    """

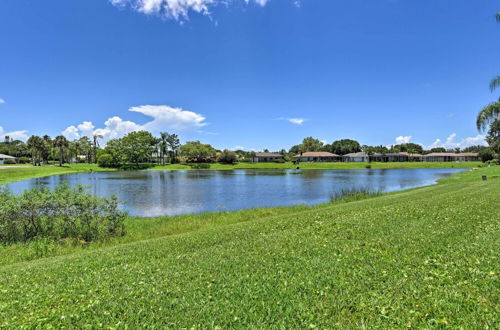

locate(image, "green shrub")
(18, 157), (30, 164)
(479, 148), (494, 162)
(218, 150), (238, 164)
(3, 159), (16, 165)
(0, 183), (126, 244)
(97, 153), (116, 168)
(274, 158), (286, 163)
(118, 163), (155, 170)
(189, 163), (211, 169)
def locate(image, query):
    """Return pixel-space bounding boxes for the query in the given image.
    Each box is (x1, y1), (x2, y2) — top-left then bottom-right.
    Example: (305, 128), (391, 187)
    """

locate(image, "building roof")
(424, 153), (458, 157)
(0, 154), (15, 159)
(343, 152), (368, 157)
(254, 152), (283, 157)
(296, 152), (340, 157)
(424, 152), (479, 157)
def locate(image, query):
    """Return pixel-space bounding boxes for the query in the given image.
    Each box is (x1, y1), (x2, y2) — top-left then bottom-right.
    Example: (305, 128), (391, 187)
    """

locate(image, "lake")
(5, 168), (465, 217)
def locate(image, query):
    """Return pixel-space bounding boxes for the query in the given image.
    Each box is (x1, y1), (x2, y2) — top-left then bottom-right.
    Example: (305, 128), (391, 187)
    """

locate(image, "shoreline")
(0, 161), (484, 185)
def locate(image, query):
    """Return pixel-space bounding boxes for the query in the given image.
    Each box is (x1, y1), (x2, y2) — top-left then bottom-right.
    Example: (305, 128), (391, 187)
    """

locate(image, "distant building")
(0, 154), (16, 165)
(343, 152), (369, 162)
(294, 152), (342, 162)
(384, 152), (423, 162)
(251, 152), (284, 163)
(423, 152), (479, 162)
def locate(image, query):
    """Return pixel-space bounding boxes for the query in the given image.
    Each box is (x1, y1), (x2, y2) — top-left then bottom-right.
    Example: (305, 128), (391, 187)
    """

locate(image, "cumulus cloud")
(110, 0), (271, 20)
(0, 126), (29, 141)
(428, 133), (487, 150)
(62, 105), (208, 141)
(395, 135), (412, 144)
(131, 105), (207, 131)
(0, 98), (5, 104)
(62, 126), (80, 140)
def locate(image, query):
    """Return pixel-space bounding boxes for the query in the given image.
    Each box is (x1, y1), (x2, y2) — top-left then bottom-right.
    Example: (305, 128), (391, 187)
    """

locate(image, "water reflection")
(5, 169), (465, 217)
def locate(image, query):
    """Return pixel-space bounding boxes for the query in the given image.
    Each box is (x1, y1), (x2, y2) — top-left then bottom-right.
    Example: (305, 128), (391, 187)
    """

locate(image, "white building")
(0, 154), (16, 165)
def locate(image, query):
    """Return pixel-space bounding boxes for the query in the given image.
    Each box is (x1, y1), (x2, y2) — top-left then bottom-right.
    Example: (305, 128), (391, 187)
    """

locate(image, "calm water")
(5, 169), (464, 217)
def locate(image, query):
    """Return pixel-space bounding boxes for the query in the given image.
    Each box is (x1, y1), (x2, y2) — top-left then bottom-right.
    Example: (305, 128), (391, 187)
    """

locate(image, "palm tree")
(477, 14), (500, 133)
(27, 136), (44, 166)
(159, 132), (169, 165)
(477, 102), (500, 132)
(92, 134), (103, 164)
(491, 76), (500, 92)
(54, 135), (69, 167)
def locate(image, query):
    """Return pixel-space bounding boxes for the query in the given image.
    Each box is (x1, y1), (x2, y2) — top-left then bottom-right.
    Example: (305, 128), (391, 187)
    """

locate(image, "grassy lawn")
(152, 161), (483, 171)
(0, 164), (114, 184)
(0, 166), (498, 327)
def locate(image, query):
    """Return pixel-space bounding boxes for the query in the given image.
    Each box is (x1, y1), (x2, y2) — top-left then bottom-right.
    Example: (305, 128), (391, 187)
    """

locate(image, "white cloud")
(0, 98), (5, 104)
(110, 0), (271, 20)
(277, 117), (306, 125)
(395, 135), (412, 144)
(131, 105), (207, 131)
(288, 118), (305, 125)
(62, 104), (208, 141)
(0, 126), (29, 141)
(233, 145), (245, 150)
(62, 126), (80, 140)
(77, 121), (95, 137)
(93, 116), (143, 140)
(428, 133), (487, 150)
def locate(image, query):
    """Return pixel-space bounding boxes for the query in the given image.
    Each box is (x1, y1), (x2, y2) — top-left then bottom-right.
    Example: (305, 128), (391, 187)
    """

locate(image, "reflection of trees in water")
(300, 170), (327, 179)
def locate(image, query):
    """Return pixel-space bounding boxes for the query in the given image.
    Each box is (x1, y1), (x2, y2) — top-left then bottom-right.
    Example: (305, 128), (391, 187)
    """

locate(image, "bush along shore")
(0, 183), (126, 244)
(0, 166), (498, 327)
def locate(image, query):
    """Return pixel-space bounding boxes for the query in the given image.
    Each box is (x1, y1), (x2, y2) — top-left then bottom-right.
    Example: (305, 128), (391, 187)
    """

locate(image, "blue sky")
(0, 0), (498, 151)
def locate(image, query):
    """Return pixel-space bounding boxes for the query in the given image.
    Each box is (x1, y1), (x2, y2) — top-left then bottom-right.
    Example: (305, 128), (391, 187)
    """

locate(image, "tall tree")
(54, 135), (69, 167)
(476, 13), (500, 155)
(92, 134), (103, 164)
(159, 132), (169, 165)
(300, 137), (324, 153)
(331, 139), (361, 155)
(167, 133), (181, 163)
(27, 136), (44, 166)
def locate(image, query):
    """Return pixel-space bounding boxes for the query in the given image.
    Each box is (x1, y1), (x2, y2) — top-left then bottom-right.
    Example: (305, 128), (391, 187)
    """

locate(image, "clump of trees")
(0, 184), (126, 244)
(180, 141), (217, 163)
(331, 139), (361, 155)
(218, 150), (238, 164)
(98, 131), (158, 168)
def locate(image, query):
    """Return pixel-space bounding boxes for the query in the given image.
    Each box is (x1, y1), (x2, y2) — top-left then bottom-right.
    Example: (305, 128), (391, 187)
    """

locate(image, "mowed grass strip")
(0, 167), (498, 328)
(0, 164), (112, 184)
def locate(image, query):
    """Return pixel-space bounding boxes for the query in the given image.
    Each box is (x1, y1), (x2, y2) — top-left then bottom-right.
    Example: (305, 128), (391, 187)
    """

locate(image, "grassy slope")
(0, 167), (498, 327)
(152, 161), (483, 171)
(0, 164), (113, 184)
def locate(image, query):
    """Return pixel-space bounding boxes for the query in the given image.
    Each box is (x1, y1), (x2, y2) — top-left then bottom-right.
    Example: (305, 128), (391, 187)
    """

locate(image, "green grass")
(152, 161), (483, 171)
(0, 166), (498, 327)
(0, 164), (114, 184)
